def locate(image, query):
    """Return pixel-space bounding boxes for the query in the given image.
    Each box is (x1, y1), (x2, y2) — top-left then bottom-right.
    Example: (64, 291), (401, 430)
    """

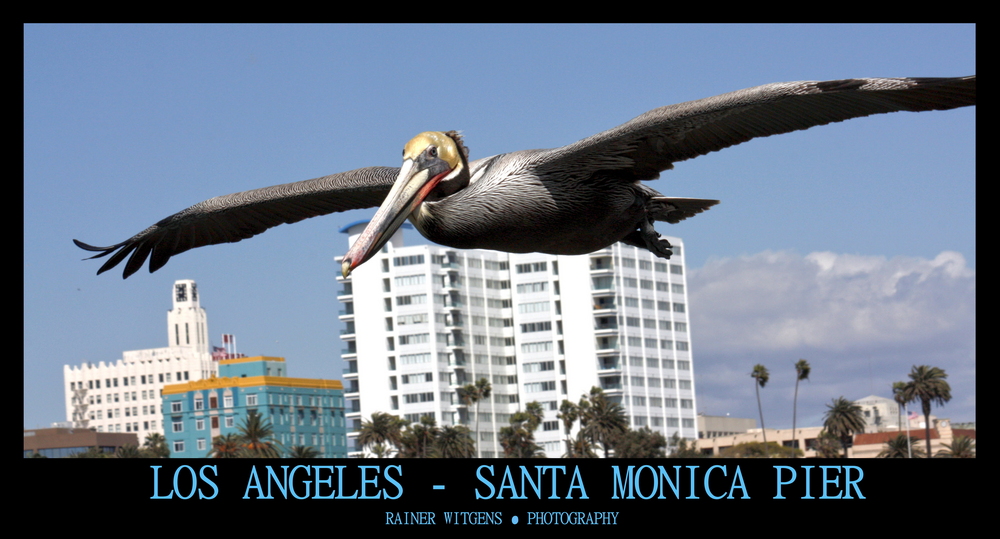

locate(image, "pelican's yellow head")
(403, 131), (465, 171)
(341, 130), (470, 277)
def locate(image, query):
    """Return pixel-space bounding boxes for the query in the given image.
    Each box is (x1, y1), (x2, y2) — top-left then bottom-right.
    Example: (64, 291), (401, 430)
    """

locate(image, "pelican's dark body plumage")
(74, 76), (976, 279)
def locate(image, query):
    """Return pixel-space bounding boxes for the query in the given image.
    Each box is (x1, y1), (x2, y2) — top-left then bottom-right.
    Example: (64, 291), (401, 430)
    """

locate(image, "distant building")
(697, 414), (756, 439)
(696, 425), (827, 457)
(63, 280), (217, 443)
(854, 394), (903, 432)
(695, 407), (971, 457)
(337, 221), (698, 457)
(161, 356), (348, 458)
(23, 427), (138, 458)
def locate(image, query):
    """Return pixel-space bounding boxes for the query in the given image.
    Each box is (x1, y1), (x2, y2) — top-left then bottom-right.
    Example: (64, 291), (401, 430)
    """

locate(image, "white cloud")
(688, 250), (974, 353)
(687, 250), (975, 426)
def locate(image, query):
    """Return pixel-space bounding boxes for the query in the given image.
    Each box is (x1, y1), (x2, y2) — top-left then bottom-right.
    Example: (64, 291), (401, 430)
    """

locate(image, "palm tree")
(398, 416), (439, 458)
(114, 444), (143, 458)
(459, 378), (492, 457)
(751, 364), (769, 456)
(901, 365), (952, 457)
(238, 410), (282, 458)
(143, 432), (169, 458)
(557, 400), (579, 456)
(434, 425), (476, 458)
(878, 434), (925, 458)
(70, 446), (109, 458)
(891, 381), (913, 458)
(937, 435), (975, 458)
(358, 412), (406, 457)
(579, 387), (627, 458)
(287, 445), (320, 458)
(791, 359), (810, 457)
(823, 397), (866, 457)
(891, 381), (907, 432)
(563, 431), (598, 458)
(524, 401), (544, 432)
(499, 405), (545, 458)
(209, 433), (242, 458)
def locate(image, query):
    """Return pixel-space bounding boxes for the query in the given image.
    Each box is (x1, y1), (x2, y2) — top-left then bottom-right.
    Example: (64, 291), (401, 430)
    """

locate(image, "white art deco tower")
(64, 280), (217, 443)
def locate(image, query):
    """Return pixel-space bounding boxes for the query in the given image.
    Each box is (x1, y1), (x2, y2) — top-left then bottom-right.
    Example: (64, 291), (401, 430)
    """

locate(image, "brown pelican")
(75, 76), (976, 279)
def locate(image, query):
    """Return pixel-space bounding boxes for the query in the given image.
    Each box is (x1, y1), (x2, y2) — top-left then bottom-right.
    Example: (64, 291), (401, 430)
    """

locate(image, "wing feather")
(538, 76), (976, 182)
(75, 166), (399, 278)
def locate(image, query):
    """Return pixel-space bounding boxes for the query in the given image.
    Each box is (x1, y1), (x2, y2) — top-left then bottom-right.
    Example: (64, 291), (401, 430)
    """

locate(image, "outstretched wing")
(536, 76), (976, 182)
(75, 166), (399, 278)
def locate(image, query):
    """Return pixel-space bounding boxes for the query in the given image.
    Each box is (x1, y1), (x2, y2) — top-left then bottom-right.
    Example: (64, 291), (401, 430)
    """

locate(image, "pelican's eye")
(428, 146), (438, 158)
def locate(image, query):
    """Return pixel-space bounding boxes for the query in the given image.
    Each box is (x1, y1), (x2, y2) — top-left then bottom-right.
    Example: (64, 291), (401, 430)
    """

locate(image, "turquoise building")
(162, 356), (347, 457)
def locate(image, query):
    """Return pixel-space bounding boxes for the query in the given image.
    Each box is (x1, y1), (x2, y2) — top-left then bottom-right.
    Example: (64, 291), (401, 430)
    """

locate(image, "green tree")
(751, 364), (770, 456)
(357, 411), (407, 458)
(791, 359), (810, 457)
(667, 432), (704, 458)
(813, 430), (842, 458)
(287, 445), (321, 458)
(144, 432), (170, 458)
(878, 434), (925, 458)
(238, 410), (282, 458)
(901, 365), (952, 457)
(434, 425), (477, 458)
(719, 442), (801, 458)
(823, 397), (866, 457)
(579, 387), (627, 458)
(612, 427), (667, 458)
(937, 435), (975, 458)
(208, 433), (242, 458)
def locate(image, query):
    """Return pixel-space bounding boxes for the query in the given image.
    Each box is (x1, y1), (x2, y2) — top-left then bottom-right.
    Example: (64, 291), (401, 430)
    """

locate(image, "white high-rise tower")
(64, 280), (217, 443)
(337, 223), (698, 457)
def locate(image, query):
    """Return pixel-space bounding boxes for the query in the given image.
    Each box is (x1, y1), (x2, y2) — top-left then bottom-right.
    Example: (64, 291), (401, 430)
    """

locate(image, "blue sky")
(24, 24), (975, 432)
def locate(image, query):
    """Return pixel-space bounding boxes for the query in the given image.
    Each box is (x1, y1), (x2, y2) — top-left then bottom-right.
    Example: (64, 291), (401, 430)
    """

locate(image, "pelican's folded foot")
(621, 219), (673, 259)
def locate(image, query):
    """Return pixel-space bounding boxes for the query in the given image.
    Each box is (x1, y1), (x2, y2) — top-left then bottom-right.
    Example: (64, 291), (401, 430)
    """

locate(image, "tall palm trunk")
(751, 364), (769, 457)
(791, 359), (810, 457)
(791, 377), (800, 457)
(474, 398), (482, 458)
(755, 381), (767, 455)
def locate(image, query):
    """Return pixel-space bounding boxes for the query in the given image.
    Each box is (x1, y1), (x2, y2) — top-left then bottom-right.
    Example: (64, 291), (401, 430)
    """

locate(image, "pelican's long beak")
(341, 158), (448, 277)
